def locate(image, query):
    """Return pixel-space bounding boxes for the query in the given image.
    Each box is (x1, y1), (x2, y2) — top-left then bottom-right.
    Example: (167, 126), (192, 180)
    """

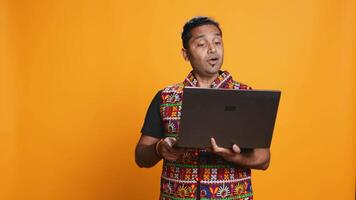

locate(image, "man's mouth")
(207, 57), (219, 65)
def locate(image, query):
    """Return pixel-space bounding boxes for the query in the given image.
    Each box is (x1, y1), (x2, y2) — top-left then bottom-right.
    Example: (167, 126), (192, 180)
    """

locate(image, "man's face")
(182, 24), (224, 77)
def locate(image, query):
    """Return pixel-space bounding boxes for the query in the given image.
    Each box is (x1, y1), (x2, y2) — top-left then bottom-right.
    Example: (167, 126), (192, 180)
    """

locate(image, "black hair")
(181, 16), (222, 49)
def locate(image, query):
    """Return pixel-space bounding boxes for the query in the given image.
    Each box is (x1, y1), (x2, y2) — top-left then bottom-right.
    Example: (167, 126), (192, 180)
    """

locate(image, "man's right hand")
(157, 137), (185, 162)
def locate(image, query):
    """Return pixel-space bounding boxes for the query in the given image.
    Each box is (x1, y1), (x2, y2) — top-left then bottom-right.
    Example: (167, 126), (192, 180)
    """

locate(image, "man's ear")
(181, 48), (190, 61)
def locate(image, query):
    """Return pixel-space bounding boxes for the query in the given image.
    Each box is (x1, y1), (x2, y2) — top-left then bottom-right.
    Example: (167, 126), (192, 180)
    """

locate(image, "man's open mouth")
(208, 57), (219, 65)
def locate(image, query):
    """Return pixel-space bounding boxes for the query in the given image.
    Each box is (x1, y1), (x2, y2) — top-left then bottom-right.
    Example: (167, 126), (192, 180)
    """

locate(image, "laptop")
(175, 87), (281, 149)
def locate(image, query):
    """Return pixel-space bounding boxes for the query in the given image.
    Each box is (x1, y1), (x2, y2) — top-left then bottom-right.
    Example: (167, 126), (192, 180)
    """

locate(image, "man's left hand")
(209, 137), (271, 170)
(209, 137), (241, 162)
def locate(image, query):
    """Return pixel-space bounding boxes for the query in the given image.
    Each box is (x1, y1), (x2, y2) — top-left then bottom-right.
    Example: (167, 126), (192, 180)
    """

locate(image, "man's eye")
(215, 41), (221, 45)
(197, 43), (205, 47)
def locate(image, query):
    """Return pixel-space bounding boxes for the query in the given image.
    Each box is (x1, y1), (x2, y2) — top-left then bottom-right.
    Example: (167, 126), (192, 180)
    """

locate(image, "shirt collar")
(183, 70), (233, 88)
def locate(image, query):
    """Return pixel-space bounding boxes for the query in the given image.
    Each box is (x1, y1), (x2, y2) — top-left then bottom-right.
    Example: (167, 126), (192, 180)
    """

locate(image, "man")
(135, 16), (270, 200)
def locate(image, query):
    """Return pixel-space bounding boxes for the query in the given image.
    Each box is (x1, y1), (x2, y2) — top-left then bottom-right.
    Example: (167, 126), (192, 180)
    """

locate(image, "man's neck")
(192, 72), (219, 88)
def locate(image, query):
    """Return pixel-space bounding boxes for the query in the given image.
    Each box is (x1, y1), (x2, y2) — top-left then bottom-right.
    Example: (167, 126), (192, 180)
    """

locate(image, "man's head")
(181, 16), (224, 77)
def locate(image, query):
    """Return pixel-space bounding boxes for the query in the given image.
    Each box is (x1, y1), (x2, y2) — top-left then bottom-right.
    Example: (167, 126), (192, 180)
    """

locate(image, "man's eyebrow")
(192, 34), (205, 41)
(192, 33), (222, 41)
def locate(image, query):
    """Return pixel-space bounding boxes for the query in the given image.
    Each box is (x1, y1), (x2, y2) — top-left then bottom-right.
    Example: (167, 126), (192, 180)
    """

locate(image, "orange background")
(0, 0), (355, 199)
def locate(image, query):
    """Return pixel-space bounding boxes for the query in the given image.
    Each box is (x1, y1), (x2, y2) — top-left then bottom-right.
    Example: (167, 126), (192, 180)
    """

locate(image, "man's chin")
(207, 65), (222, 74)
(192, 64), (222, 77)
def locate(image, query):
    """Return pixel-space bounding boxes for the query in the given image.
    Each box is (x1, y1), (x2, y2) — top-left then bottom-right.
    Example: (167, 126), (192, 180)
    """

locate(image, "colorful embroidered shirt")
(142, 70), (253, 200)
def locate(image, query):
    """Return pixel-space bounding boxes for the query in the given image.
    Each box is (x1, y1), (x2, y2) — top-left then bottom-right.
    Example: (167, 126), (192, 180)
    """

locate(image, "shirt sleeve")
(140, 90), (164, 139)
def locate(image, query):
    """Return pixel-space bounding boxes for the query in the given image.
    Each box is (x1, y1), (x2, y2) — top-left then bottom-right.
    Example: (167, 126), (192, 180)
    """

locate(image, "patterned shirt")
(142, 71), (253, 200)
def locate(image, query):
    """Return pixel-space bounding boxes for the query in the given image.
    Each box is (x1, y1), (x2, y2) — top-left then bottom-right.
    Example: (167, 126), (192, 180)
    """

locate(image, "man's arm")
(135, 135), (185, 168)
(135, 135), (162, 168)
(210, 138), (270, 170)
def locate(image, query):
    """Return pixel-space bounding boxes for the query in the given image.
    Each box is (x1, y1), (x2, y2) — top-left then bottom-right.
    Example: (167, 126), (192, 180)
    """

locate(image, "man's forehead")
(190, 24), (222, 39)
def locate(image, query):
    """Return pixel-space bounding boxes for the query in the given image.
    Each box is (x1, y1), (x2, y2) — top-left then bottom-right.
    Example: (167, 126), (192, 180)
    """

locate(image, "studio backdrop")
(0, 0), (355, 199)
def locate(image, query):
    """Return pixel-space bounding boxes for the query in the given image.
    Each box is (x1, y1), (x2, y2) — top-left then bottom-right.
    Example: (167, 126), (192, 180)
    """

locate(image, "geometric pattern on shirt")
(159, 70), (253, 200)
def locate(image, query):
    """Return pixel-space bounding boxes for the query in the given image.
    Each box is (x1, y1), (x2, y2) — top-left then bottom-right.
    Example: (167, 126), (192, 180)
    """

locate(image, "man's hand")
(210, 137), (241, 162)
(209, 137), (270, 170)
(157, 137), (185, 162)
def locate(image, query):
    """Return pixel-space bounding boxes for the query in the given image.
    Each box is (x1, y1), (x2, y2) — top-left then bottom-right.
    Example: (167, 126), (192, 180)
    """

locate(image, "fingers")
(160, 137), (185, 161)
(210, 137), (219, 151)
(210, 138), (242, 160)
(161, 137), (175, 151)
(232, 144), (241, 153)
(210, 138), (232, 155)
(164, 137), (176, 147)
(162, 137), (183, 153)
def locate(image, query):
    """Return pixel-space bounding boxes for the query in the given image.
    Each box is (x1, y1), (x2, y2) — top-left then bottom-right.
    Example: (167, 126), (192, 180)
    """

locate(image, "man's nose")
(208, 43), (216, 53)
